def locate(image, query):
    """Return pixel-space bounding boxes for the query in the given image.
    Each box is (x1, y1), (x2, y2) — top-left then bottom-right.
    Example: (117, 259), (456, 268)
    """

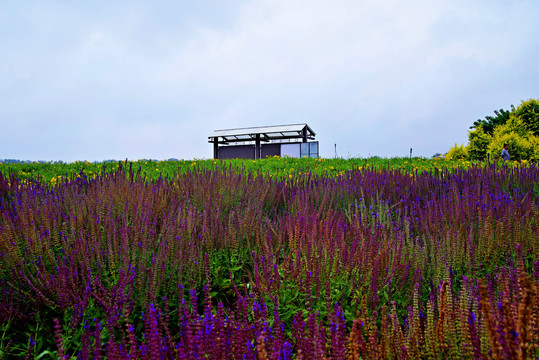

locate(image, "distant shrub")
(467, 127), (491, 160)
(445, 143), (468, 160)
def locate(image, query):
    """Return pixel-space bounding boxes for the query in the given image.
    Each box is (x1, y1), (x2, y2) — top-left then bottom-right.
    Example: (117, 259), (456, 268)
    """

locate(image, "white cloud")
(160, 0), (449, 86)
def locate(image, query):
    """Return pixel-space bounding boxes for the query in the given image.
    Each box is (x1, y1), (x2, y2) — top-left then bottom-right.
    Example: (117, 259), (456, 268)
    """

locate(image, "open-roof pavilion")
(208, 123), (317, 159)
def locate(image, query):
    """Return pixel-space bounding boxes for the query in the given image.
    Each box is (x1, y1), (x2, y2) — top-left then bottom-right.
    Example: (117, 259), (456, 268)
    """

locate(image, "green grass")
(0, 156), (526, 184)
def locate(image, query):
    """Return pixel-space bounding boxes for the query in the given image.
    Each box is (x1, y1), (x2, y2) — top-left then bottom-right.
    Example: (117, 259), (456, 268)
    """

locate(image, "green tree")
(470, 105), (514, 135)
(512, 98), (539, 136)
(487, 117), (537, 161)
(467, 127), (491, 160)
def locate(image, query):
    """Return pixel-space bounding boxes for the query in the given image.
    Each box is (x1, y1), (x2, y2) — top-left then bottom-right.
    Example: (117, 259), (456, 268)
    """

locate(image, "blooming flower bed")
(0, 161), (538, 359)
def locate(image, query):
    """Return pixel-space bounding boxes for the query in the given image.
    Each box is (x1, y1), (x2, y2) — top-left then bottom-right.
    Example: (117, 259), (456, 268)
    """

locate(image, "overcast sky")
(1, 0), (538, 161)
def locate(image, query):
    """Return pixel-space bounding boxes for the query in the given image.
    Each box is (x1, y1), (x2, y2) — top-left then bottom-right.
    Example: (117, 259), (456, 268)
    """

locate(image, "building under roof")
(208, 123), (318, 159)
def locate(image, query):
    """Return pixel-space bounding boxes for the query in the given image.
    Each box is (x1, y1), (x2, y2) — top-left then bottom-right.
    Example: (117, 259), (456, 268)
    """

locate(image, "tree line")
(447, 98), (539, 161)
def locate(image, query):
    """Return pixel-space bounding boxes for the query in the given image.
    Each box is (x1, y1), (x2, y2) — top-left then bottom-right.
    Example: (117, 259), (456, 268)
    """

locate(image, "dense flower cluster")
(0, 162), (538, 359)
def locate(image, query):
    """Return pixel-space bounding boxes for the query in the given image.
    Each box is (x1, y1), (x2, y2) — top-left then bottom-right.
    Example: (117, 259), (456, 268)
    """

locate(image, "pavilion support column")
(213, 140), (219, 159)
(302, 127), (308, 142)
(255, 134), (261, 159)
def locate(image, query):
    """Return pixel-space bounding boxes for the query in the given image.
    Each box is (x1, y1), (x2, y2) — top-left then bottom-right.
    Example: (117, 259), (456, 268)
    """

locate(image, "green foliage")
(445, 143), (468, 160)
(531, 136), (539, 160)
(512, 98), (539, 136)
(1, 157), (489, 183)
(0, 314), (59, 360)
(486, 116), (539, 161)
(504, 115), (531, 137)
(467, 127), (491, 160)
(467, 98), (538, 157)
(470, 105), (514, 135)
(487, 132), (535, 161)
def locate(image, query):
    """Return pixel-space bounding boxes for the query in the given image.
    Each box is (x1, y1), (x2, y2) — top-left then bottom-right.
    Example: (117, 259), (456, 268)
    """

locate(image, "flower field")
(0, 156), (497, 184)
(1, 158), (538, 359)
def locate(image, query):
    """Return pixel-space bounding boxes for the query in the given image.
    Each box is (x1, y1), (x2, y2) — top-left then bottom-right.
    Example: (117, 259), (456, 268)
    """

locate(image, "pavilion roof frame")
(208, 123), (316, 145)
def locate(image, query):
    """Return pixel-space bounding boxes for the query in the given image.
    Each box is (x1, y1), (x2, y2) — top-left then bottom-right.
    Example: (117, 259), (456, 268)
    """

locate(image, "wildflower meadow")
(0, 158), (538, 359)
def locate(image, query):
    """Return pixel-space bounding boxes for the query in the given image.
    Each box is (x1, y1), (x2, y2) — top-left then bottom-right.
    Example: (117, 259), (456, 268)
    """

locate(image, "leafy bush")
(466, 127), (491, 160)
(504, 115), (532, 137)
(487, 116), (537, 161)
(466, 98), (539, 160)
(513, 98), (539, 136)
(529, 135), (539, 161)
(445, 143), (468, 160)
(487, 133), (535, 161)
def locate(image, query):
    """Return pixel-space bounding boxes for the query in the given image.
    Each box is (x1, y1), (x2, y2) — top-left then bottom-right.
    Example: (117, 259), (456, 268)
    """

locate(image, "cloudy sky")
(1, 0), (538, 161)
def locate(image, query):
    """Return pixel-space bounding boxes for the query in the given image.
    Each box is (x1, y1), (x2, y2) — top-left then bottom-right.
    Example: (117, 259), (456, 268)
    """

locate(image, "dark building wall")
(261, 144), (281, 158)
(218, 145), (255, 159)
(217, 142), (318, 159)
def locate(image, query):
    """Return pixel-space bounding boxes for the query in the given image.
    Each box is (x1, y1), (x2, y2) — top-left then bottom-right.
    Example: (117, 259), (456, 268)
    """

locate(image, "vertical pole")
(255, 134), (261, 160)
(302, 127), (307, 142)
(213, 139), (219, 159)
(410, 148), (412, 160)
